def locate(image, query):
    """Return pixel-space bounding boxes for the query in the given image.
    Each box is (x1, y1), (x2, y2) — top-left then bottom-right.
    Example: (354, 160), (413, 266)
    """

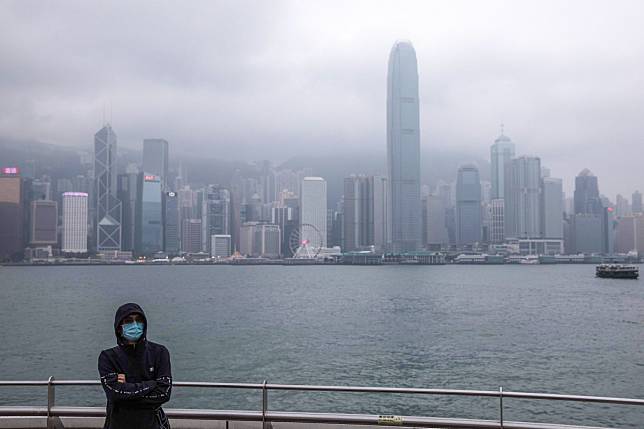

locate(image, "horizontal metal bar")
(1, 380), (642, 407)
(0, 407), (618, 429)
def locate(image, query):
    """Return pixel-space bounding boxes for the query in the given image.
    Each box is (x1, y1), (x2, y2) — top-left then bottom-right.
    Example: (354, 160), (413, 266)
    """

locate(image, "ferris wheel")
(289, 223), (323, 259)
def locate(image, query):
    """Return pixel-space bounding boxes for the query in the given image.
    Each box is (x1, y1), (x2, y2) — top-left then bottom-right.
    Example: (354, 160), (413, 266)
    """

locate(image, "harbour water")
(0, 265), (642, 427)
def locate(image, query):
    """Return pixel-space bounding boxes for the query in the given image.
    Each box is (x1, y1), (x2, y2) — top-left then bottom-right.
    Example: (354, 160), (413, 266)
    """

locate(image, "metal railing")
(1, 379), (643, 429)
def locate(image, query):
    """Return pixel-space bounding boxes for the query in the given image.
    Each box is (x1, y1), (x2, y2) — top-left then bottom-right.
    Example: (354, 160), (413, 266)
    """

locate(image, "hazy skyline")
(1, 0), (644, 197)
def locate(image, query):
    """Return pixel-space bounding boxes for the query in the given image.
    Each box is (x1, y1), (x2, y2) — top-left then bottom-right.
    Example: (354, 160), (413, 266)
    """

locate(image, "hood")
(114, 302), (148, 346)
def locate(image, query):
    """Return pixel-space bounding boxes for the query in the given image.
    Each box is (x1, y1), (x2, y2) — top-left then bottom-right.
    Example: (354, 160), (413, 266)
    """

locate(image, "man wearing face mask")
(98, 303), (172, 429)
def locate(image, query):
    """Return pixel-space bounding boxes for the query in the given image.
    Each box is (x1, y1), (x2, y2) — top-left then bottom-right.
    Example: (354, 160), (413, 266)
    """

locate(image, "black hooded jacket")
(98, 303), (172, 429)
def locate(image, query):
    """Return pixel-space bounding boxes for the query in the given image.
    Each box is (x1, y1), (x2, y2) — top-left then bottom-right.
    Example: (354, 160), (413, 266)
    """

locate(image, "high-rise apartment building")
(94, 124), (122, 251)
(62, 192), (88, 253)
(142, 139), (169, 190)
(505, 156), (542, 239)
(300, 177), (327, 249)
(455, 164), (482, 246)
(387, 40), (421, 252)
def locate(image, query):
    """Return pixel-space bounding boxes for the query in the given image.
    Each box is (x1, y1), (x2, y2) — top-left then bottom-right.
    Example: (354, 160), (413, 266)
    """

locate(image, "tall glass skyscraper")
(387, 40), (421, 252)
(456, 164), (482, 246)
(490, 133), (515, 200)
(94, 124), (122, 251)
(136, 173), (163, 255)
(142, 139), (169, 190)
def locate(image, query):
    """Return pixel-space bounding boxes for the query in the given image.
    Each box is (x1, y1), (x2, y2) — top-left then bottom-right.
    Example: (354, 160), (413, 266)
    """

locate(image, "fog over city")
(1, 0), (644, 196)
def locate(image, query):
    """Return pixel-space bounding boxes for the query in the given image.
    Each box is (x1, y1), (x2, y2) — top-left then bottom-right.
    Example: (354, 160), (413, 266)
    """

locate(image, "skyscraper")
(387, 40), (421, 252)
(300, 177), (327, 249)
(164, 191), (180, 254)
(142, 139), (169, 190)
(455, 164), (482, 246)
(135, 173), (163, 256)
(490, 132), (515, 200)
(505, 156), (542, 239)
(0, 168), (24, 260)
(117, 172), (139, 251)
(62, 192), (88, 254)
(94, 124), (122, 251)
(574, 169), (602, 215)
(632, 190), (642, 214)
(343, 175), (374, 251)
(541, 177), (563, 239)
(29, 200), (58, 247)
(202, 185), (231, 254)
(372, 176), (389, 251)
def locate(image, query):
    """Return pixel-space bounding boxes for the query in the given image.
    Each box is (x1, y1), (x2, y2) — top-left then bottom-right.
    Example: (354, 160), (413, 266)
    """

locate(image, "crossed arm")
(98, 348), (172, 405)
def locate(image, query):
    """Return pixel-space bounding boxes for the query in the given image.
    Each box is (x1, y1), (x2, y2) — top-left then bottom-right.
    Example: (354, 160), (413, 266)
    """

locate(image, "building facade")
(142, 139), (169, 190)
(541, 177), (563, 239)
(490, 133), (515, 200)
(455, 164), (482, 246)
(164, 191), (180, 254)
(136, 174), (163, 256)
(94, 124), (122, 251)
(0, 169), (24, 260)
(505, 156), (541, 239)
(62, 192), (88, 253)
(29, 200), (57, 247)
(387, 40), (421, 252)
(300, 177), (327, 249)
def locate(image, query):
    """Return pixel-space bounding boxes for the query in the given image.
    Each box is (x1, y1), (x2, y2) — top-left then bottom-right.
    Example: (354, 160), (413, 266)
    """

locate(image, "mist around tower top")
(1, 0), (644, 196)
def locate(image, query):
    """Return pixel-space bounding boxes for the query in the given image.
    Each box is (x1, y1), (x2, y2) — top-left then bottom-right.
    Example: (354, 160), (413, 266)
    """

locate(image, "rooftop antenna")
(102, 103), (106, 126)
(500, 123), (505, 136)
(110, 101), (113, 125)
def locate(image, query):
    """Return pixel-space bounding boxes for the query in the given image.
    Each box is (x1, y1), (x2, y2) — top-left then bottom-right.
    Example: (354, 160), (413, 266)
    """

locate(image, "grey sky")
(1, 0), (643, 197)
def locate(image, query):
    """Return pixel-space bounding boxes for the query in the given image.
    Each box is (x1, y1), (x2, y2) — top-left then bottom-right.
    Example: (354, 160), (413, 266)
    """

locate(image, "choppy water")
(0, 265), (642, 427)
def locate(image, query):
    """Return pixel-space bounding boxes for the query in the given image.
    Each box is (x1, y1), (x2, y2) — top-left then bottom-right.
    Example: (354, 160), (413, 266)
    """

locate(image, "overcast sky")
(1, 0), (644, 197)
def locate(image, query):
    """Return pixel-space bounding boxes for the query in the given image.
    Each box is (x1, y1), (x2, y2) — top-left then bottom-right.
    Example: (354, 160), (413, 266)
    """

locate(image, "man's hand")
(117, 374), (126, 383)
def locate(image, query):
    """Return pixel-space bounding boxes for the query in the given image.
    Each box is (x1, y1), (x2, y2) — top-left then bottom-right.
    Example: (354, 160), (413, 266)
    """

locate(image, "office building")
(181, 218), (202, 254)
(165, 191), (180, 254)
(202, 186), (231, 253)
(0, 168), (24, 260)
(211, 234), (232, 258)
(343, 175), (374, 251)
(541, 177), (563, 239)
(426, 194), (449, 248)
(135, 174), (163, 255)
(62, 192), (88, 253)
(300, 177), (327, 249)
(456, 164), (482, 246)
(505, 156), (541, 239)
(490, 132), (515, 200)
(117, 173), (139, 251)
(489, 198), (505, 243)
(29, 200), (57, 246)
(632, 191), (642, 214)
(387, 40), (421, 252)
(142, 139), (169, 190)
(574, 169), (603, 215)
(240, 222), (281, 258)
(94, 124), (122, 251)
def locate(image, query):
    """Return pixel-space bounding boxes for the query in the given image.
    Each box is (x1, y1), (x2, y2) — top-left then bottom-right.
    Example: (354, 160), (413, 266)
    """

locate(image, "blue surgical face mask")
(122, 321), (144, 342)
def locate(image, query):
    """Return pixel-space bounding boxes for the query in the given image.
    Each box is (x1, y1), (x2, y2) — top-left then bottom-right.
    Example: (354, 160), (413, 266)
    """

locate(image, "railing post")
(47, 376), (55, 429)
(499, 386), (504, 429)
(262, 380), (268, 429)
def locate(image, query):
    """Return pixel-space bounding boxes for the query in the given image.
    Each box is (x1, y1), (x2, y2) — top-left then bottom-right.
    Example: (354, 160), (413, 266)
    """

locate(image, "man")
(98, 303), (172, 429)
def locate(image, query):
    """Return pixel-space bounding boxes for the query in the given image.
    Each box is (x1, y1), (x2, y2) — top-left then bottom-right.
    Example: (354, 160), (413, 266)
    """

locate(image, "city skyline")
(1, 1), (644, 198)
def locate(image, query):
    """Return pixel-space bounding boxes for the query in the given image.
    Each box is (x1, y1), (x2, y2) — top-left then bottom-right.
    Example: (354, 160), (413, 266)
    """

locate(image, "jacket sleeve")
(138, 346), (172, 405)
(98, 350), (157, 403)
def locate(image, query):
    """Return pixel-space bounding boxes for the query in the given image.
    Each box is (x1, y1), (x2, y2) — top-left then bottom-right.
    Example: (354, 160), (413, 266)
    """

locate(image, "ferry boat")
(595, 264), (639, 279)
